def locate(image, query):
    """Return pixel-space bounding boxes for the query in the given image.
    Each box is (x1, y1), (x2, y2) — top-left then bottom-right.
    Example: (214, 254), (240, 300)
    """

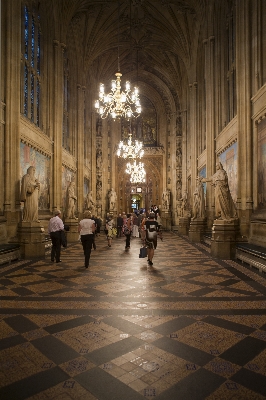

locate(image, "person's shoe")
(148, 260), (153, 266)
(56, 260), (62, 263)
(85, 265), (89, 269)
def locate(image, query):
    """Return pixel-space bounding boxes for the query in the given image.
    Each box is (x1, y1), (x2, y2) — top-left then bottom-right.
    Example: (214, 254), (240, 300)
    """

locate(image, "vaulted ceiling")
(45, 0), (207, 116)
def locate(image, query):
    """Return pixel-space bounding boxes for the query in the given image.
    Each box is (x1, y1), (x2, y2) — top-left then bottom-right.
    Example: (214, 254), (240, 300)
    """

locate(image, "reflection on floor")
(1, 232), (266, 399)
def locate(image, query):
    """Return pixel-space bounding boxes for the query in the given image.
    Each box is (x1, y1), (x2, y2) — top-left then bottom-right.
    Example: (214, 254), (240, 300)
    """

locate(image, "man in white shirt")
(48, 210), (64, 263)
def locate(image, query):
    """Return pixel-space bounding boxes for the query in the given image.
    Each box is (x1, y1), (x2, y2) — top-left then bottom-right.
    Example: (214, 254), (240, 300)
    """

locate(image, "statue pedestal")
(64, 218), (79, 243)
(211, 219), (240, 259)
(189, 218), (207, 242)
(178, 217), (190, 235)
(161, 211), (171, 231)
(18, 222), (46, 259)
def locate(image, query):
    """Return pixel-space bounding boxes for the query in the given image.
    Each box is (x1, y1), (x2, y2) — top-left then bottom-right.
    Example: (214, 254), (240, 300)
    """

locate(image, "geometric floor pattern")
(1, 232), (266, 399)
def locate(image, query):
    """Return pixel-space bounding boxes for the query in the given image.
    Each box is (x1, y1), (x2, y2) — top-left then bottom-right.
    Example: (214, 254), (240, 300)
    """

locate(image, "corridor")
(1, 232), (266, 399)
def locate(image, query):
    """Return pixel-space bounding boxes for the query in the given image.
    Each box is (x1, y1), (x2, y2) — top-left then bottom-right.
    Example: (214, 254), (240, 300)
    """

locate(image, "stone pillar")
(189, 218), (207, 242)
(204, 36), (216, 226)
(236, 0), (253, 236)
(76, 84), (85, 219)
(190, 82), (198, 203)
(18, 222), (46, 259)
(3, 0), (21, 234)
(52, 41), (64, 211)
(211, 219), (240, 259)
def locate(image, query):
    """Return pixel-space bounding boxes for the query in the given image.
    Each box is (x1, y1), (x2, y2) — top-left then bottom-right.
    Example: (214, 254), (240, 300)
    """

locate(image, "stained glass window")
(22, 5), (41, 127)
(24, 65), (28, 116)
(24, 6), (28, 59)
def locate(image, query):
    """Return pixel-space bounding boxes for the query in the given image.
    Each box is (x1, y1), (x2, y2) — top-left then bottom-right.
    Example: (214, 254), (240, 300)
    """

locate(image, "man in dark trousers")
(48, 210), (64, 263)
(145, 212), (159, 266)
(116, 213), (123, 238)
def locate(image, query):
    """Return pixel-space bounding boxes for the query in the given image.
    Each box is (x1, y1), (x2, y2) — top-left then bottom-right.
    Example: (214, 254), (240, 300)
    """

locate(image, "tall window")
(226, 3), (236, 123)
(21, 5), (41, 127)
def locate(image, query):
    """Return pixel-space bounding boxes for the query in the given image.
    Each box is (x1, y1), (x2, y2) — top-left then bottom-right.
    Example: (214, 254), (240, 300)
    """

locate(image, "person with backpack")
(145, 212), (159, 266)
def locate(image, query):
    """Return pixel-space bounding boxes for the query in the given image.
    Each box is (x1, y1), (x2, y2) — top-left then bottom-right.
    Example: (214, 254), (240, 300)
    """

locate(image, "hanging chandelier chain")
(94, 0), (141, 119)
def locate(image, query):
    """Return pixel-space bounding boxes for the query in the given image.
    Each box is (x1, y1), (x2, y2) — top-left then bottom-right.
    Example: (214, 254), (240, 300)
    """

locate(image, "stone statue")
(96, 150), (102, 170)
(162, 188), (170, 209)
(108, 188), (117, 211)
(202, 162), (237, 220)
(192, 177), (206, 220)
(86, 190), (95, 212)
(20, 166), (40, 223)
(66, 182), (78, 219)
(180, 191), (187, 217)
(176, 148), (182, 168)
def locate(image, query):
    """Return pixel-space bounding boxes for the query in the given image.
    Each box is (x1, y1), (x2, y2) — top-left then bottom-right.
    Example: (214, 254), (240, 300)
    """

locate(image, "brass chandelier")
(94, 1), (141, 120)
(125, 160), (146, 183)
(117, 133), (144, 159)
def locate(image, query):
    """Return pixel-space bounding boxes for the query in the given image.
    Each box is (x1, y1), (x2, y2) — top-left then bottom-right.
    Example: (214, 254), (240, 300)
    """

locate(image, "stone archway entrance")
(116, 154), (163, 214)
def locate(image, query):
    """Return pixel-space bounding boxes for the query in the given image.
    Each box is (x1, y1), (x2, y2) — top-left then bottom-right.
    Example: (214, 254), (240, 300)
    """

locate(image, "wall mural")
(219, 142), (238, 203)
(62, 166), (76, 214)
(258, 118), (266, 207)
(20, 142), (50, 210)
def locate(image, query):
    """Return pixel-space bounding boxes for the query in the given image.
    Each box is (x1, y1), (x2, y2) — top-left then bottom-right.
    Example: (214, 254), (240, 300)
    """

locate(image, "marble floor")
(1, 232), (266, 399)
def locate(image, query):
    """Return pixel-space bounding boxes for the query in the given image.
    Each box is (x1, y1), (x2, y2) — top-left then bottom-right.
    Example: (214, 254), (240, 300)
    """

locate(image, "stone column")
(236, 0), (253, 236)
(204, 36), (216, 226)
(190, 82), (198, 207)
(76, 84), (85, 219)
(3, 0), (21, 234)
(52, 41), (64, 211)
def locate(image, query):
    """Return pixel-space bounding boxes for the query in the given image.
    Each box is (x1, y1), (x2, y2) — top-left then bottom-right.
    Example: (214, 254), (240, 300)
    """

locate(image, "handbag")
(139, 246), (147, 258)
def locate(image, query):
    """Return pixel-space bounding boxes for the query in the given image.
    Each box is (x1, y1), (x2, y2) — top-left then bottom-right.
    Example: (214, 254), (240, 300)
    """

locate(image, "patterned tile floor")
(1, 232), (266, 399)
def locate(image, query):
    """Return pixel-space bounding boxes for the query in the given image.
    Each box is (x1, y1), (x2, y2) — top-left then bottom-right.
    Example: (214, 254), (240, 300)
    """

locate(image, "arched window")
(21, 5), (41, 127)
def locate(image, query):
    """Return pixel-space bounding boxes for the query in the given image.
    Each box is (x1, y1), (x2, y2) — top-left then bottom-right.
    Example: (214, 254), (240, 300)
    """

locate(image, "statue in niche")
(96, 180), (102, 200)
(20, 166), (40, 223)
(86, 191), (95, 212)
(176, 178), (182, 200)
(176, 148), (182, 167)
(108, 188), (117, 211)
(192, 177), (206, 220)
(162, 189), (170, 210)
(202, 162), (237, 220)
(96, 150), (102, 170)
(180, 191), (188, 217)
(65, 181), (78, 219)
(96, 118), (102, 136)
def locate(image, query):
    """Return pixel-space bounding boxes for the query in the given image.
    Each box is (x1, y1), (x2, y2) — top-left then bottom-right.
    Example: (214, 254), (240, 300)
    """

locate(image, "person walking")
(116, 213), (123, 238)
(145, 212), (159, 266)
(106, 216), (115, 247)
(123, 213), (132, 249)
(48, 210), (64, 263)
(79, 210), (96, 268)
